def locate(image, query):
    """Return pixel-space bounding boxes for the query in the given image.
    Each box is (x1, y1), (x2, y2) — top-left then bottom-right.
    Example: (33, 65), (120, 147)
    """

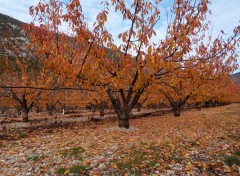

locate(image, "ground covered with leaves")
(0, 104), (240, 175)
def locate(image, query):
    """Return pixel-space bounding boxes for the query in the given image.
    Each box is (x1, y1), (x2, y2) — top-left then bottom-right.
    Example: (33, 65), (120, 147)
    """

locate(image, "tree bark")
(137, 103), (142, 112)
(118, 112), (130, 129)
(22, 109), (29, 122)
(137, 107), (141, 112)
(48, 109), (53, 116)
(107, 89), (142, 129)
(100, 108), (104, 117)
(35, 107), (40, 113)
(173, 107), (180, 116)
(119, 118), (129, 128)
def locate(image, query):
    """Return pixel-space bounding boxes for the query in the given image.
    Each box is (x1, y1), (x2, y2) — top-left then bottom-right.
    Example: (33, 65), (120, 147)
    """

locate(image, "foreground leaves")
(0, 104), (239, 175)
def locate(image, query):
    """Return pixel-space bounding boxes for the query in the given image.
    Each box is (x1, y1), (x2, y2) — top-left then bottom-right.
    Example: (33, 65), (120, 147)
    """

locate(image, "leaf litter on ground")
(0, 103), (239, 175)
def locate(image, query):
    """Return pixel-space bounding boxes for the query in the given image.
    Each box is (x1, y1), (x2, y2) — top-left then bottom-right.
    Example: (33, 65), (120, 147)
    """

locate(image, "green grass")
(71, 146), (85, 155)
(224, 155), (240, 166)
(26, 155), (40, 162)
(234, 150), (240, 157)
(55, 165), (86, 175)
(114, 144), (161, 174)
(18, 133), (28, 138)
(147, 160), (157, 167)
(55, 167), (67, 175)
(69, 165), (86, 173)
(61, 146), (85, 161)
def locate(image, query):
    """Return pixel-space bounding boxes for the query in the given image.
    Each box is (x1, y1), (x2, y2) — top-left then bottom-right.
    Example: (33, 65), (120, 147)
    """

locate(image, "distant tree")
(0, 60), (42, 121)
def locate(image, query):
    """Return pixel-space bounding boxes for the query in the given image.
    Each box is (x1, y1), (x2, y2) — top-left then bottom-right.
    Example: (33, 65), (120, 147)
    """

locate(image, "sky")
(0, 0), (239, 73)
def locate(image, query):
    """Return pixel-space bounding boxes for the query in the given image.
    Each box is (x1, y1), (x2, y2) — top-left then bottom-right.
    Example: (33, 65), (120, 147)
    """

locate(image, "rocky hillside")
(0, 13), (24, 36)
(1, 12), (33, 59)
(0, 13), (27, 56)
(0, 13), (38, 73)
(231, 71), (240, 84)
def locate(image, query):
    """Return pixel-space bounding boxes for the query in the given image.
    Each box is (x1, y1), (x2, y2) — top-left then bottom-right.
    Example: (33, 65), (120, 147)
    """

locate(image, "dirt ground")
(0, 103), (239, 175)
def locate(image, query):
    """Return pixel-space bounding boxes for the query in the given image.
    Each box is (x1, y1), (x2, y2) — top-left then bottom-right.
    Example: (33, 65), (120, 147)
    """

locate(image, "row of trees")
(0, 0), (240, 128)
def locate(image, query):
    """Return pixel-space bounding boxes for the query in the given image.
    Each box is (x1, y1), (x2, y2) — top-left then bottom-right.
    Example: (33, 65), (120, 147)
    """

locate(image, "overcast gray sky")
(0, 0), (239, 73)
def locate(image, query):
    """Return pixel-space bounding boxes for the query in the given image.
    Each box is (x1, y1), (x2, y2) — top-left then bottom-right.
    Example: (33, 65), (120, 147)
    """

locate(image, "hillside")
(0, 13), (24, 37)
(0, 13), (26, 56)
(0, 12), (32, 57)
(0, 13), (40, 74)
(231, 72), (240, 84)
(0, 13), (120, 62)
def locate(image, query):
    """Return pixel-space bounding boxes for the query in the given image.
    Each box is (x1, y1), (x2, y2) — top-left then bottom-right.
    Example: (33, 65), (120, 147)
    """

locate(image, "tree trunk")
(48, 109), (53, 116)
(100, 108), (104, 117)
(173, 107), (180, 116)
(118, 112), (130, 129)
(137, 107), (141, 112)
(17, 108), (21, 116)
(137, 103), (142, 112)
(107, 89), (142, 129)
(35, 107), (40, 113)
(196, 102), (201, 111)
(119, 118), (129, 128)
(22, 109), (29, 122)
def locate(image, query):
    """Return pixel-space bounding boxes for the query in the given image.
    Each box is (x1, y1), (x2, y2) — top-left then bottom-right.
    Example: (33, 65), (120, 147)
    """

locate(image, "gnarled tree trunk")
(118, 111), (130, 128)
(21, 102), (34, 122)
(99, 102), (107, 117)
(100, 108), (104, 117)
(22, 108), (30, 122)
(173, 107), (180, 116)
(9, 90), (39, 122)
(136, 103), (142, 112)
(107, 88), (142, 129)
(48, 109), (53, 116)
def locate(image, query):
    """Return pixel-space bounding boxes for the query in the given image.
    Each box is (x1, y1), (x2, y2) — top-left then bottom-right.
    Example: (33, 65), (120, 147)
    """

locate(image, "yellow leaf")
(64, 169), (70, 174)
(223, 165), (231, 173)
(111, 163), (118, 169)
(185, 163), (193, 171)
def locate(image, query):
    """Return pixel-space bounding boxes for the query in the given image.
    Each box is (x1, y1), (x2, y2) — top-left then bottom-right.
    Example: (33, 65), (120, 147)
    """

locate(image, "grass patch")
(55, 165), (86, 175)
(234, 150), (240, 157)
(18, 133), (28, 138)
(147, 160), (157, 167)
(114, 144), (161, 174)
(69, 165), (86, 173)
(61, 146), (85, 160)
(55, 167), (67, 175)
(71, 146), (85, 155)
(224, 155), (240, 166)
(26, 155), (40, 162)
